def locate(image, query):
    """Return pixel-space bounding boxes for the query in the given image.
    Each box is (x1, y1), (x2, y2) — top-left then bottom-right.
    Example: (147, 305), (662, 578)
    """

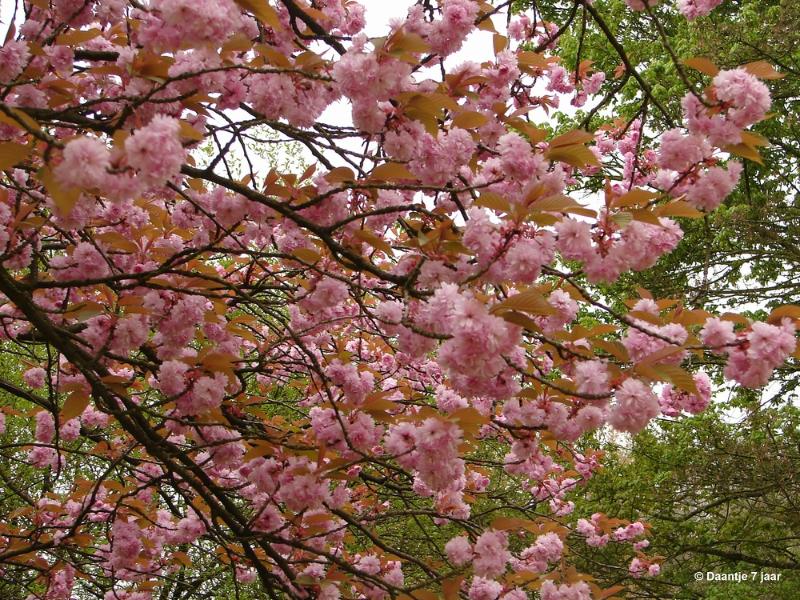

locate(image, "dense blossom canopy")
(0, 1), (795, 599)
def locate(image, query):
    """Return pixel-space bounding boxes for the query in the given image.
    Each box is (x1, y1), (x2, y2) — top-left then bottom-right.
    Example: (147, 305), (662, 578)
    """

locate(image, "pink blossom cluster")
(624, 1), (661, 11)
(405, 0), (479, 57)
(503, 394), (605, 442)
(540, 581), (592, 600)
(700, 317), (797, 388)
(513, 532), (564, 573)
(124, 115), (186, 186)
(607, 378), (660, 434)
(44, 565), (75, 600)
(660, 372), (712, 416)
(651, 68), (770, 210)
(555, 215), (683, 283)
(473, 529), (510, 578)
(50, 242), (110, 282)
(55, 136), (112, 191)
(630, 557), (661, 578)
(153, 0), (244, 46)
(0, 40), (29, 83)
(386, 417), (465, 492)
(677, 0), (725, 20)
(576, 514), (610, 548)
(417, 284), (522, 398)
(310, 406), (382, 453)
(410, 128), (477, 185)
(247, 72), (340, 128)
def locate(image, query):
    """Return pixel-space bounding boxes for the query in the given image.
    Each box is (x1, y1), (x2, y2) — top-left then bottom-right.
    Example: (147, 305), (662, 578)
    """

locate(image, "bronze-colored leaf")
(0, 142), (31, 171)
(61, 393), (91, 422)
(491, 288), (558, 316)
(452, 111), (489, 129)
(683, 57), (719, 77)
(370, 162), (415, 181)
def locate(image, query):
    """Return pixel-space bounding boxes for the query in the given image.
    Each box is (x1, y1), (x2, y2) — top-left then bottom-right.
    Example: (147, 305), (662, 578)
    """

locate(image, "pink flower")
(677, 0), (723, 19)
(333, 48), (410, 104)
(45, 564), (75, 600)
(748, 320), (796, 364)
(613, 521), (645, 541)
(24, 367), (47, 389)
(657, 128), (708, 171)
(410, 128), (476, 185)
(428, 0), (479, 57)
(445, 535), (473, 566)
(0, 40), (30, 83)
(575, 406), (605, 433)
(685, 162), (742, 211)
(547, 65), (574, 94)
(156, 360), (190, 397)
(110, 315), (149, 355)
(681, 93), (741, 146)
(302, 277), (350, 313)
(723, 319), (797, 388)
(276, 458), (330, 512)
(125, 115), (185, 185)
(235, 566), (257, 584)
(426, 286), (521, 383)
(463, 208), (503, 267)
(473, 529), (509, 578)
(35, 410), (55, 443)
(61, 418), (81, 441)
(494, 233), (555, 284)
(355, 553), (382, 575)
(660, 372), (712, 416)
(345, 411), (382, 450)
(171, 512), (207, 544)
(51, 242), (111, 282)
(555, 218), (594, 262)
(247, 72), (339, 128)
(713, 68), (771, 129)
(179, 374), (227, 415)
(54, 136), (111, 190)
(625, 0), (660, 10)
(108, 518), (143, 570)
(324, 359), (375, 405)
(436, 385), (469, 413)
(583, 72), (606, 95)
(468, 577), (503, 600)
(699, 317), (736, 351)
(539, 580), (592, 600)
(537, 289), (579, 334)
(154, 0), (243, 45)
(629, 557), (661, 578)
(622, 321), (687, 365)
(607, 379), (660, 433)
(28, 446), (61, 470)
(252, 504), (284, 532)
(384, 422), (417, 466)
(574, 360), (610, 396)
(496, 132), (536, 180)
(515, 532), (563, 573)
(678, 0), (722, 20)
(414, 418), (465, 491)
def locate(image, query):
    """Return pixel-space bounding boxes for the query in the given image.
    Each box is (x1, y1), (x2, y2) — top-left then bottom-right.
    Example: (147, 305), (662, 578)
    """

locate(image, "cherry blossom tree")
(0, 1), (795, 599)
